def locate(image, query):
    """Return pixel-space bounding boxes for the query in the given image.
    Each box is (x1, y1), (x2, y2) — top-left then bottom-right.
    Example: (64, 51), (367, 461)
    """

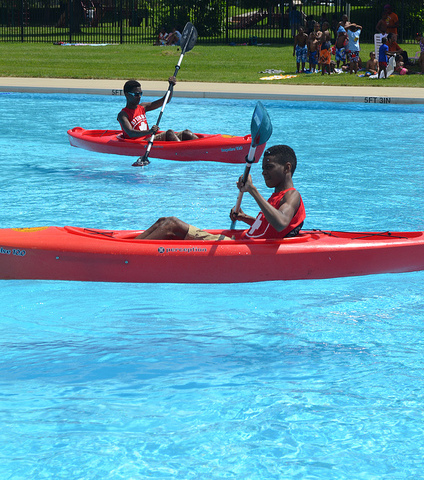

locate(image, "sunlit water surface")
(1, 93), (424, 479)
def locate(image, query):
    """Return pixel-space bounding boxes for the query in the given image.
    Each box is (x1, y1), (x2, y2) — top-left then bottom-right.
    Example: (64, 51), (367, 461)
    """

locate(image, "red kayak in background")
(1, 226), (424, 283)
(67, 127), (267, 163)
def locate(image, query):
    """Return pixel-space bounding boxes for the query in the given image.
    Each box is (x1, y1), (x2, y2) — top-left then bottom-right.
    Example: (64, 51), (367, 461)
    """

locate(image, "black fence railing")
(0, 0), (421, 45)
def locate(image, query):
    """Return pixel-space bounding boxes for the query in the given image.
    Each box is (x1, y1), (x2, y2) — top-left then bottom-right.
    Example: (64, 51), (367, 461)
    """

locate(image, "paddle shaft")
(139, 24), (197, 163)
(152, 58), (183, 128)
(230, 144), (257, 229)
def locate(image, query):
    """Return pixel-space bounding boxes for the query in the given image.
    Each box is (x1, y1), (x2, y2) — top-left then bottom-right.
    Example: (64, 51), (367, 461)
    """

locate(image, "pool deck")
(1, 77), (423, 104)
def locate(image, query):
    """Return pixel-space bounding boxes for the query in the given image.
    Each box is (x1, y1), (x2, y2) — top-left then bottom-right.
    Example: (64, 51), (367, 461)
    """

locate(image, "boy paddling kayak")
(135, 145), (305, 240)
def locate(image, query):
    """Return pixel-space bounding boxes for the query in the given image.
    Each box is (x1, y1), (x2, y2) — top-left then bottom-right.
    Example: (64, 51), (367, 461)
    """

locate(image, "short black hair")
(123, 80), (141, 93)
(264, 145), (298, 174)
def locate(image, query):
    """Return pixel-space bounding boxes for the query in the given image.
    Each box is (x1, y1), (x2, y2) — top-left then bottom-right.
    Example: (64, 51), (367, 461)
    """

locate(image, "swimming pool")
(1, 93), (424, 479)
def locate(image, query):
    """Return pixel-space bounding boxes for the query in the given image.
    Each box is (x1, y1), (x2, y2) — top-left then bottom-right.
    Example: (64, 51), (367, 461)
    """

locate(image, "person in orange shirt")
(319, 22), (332, 75)
(383, 4), (399, 35)
(387, 33), (409, 65)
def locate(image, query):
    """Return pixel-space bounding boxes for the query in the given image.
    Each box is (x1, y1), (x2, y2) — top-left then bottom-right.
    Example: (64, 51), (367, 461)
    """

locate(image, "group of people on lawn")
(293, 4), (424, 77)
(154, 27), (182, 46)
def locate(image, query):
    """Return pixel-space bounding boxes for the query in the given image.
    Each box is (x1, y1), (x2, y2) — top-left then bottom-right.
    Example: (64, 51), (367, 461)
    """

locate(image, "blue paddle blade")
(229, 102), (272, 228)
(180, 23), (198, 54)
(251, 101), (273, 147)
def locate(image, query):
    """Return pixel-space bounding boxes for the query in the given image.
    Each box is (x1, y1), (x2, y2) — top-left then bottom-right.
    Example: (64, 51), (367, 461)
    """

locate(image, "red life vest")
(120, 105), (149, 139)
(244, 188), (306, 239)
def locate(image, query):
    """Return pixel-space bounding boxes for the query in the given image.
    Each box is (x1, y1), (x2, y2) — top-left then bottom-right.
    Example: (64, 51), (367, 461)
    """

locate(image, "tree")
(155, 0), (225, 37)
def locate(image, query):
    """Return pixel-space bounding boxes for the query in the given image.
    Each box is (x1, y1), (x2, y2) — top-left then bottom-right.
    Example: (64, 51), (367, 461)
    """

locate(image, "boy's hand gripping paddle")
(230, 101), (273, 229)
(132, 22), (198, 166)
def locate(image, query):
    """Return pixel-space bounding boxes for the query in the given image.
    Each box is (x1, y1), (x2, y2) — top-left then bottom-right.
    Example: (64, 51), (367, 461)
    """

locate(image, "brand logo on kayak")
(221, 146), (243, 153)
(0, 246), (26, 256)
(158, 246), (207, 254)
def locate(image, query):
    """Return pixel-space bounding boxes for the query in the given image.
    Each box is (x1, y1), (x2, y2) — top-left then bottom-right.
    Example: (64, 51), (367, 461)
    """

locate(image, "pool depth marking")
(364, 97), (392, 104)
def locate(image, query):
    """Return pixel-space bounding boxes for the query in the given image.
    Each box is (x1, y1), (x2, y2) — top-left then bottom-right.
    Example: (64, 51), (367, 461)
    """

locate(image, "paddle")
(132, 22), (198, 167)
(230, 101), (273, 229)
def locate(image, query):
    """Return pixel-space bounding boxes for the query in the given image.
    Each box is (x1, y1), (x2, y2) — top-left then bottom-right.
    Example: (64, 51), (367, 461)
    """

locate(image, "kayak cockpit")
(63, 226), (313, 243)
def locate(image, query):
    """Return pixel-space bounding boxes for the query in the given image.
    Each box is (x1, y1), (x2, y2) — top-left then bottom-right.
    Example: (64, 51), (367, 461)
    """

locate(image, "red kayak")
(67, 127), (267, 163)
(1, 226), (424, 283)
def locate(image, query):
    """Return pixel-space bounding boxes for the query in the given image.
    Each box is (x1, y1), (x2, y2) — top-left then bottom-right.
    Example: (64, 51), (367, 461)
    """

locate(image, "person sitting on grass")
(366, 51), (379, 76)
(387, 33), (409, 65)
(154, 27), (168, 46)
(394, 54), (409, 75)
(166, 27), (182, 46)
(117, 78), (198, 142)
(135, 145), (306, 241)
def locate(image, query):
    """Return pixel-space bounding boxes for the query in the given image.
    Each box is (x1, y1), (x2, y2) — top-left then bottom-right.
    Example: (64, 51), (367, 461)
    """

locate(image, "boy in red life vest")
(117, 77), (198, 142)
(230, 144), (305, 239)
(135, 145), (305, 241)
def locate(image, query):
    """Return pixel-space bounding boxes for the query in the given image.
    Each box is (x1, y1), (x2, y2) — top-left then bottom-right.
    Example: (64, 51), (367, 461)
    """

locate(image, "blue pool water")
(1, 93), (424, 479)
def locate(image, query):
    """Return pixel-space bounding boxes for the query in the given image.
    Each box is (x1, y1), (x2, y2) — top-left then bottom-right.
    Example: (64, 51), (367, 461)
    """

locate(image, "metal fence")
(0, 0), (420, 45)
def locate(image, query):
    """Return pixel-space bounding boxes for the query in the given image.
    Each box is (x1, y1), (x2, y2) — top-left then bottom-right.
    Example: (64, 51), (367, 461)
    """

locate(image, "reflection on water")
(0, 93), (424, 479)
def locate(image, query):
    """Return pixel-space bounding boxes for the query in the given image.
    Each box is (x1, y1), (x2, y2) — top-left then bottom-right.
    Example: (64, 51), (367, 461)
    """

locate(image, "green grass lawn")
(1, 42), (423, 87)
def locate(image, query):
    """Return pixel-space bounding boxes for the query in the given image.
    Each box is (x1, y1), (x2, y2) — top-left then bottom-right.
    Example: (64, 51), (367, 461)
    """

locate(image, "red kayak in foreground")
(67, 127), (267, 163)
(1, 227), (424, 283)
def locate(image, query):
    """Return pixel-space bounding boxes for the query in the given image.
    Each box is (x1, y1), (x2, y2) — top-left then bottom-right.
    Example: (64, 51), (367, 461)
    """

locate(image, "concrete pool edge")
(1, 77), (424, 104)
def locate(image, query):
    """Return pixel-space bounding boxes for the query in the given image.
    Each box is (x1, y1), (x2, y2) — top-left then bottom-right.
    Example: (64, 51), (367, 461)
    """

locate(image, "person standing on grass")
(346, 22), (362, 74)
(337, 14), (349, 32)
(378, 36), (390, 78)
(293, 27), (309, 73)
(383, 4), (399, 36)
(319, 22), (332, 75)
(335, 26), (348, 69)
(376, 11), (388, 35)
(289, 6), (303, 38)
(308, 22), (321, 73)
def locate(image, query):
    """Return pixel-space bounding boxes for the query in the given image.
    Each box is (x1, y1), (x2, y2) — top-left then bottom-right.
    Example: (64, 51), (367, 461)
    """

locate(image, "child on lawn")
(293, 27), (309, 73)
(366, 51), (379, 76)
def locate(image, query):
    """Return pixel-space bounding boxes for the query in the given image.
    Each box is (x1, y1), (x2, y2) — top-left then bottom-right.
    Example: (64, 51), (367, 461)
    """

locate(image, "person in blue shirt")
(166, 27), (182, 46)
(289, 7), (303, 37)
(378, 37), (390, 78)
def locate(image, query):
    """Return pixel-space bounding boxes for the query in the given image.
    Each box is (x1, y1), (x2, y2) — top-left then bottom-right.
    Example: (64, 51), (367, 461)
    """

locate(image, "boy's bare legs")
(135, 217), (190, 239)
(165, 129), (199, 141)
